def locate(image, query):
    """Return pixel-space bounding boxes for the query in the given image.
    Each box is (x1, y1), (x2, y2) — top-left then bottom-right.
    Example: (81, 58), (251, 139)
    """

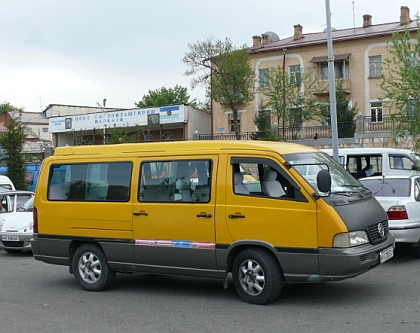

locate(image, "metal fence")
(198, 116), (394, 141)
(363, 116), (394, 132)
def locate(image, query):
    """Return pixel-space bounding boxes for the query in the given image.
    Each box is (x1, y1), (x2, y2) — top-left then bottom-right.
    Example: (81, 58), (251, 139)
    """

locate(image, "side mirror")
(317, 169), (331, 193)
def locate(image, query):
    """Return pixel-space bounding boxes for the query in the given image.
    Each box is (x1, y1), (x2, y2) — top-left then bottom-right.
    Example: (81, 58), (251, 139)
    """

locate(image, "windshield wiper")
(331, 190), (364, 198)
(331, 191), (352, 196)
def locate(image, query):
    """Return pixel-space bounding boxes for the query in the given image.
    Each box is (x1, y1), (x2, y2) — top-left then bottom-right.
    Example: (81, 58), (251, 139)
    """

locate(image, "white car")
(0, 191), (34, 253)
(359, 175), (420, 256)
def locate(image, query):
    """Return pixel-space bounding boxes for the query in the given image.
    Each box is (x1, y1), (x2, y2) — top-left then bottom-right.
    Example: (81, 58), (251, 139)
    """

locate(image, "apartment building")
(211, 6), (418, 140)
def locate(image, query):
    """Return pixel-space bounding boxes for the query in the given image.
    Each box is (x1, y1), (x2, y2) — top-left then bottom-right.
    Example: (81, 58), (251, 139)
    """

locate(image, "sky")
(1, 0), (419, 113)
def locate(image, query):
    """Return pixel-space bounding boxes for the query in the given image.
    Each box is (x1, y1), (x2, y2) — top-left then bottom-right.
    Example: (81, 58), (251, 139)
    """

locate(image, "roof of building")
(20, 112), (48, 125)
(250, 20), (419, 55)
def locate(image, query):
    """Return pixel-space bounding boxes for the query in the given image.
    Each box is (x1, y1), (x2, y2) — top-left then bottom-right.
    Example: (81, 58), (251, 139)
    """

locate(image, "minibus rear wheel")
(72, 244), (116, 291)
(232, 248), (283, 305)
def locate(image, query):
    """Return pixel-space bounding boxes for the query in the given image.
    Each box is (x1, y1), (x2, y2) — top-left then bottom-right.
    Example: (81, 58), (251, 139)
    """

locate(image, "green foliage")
(0, 103), (28, 190)
(105, 125), (147, 144)
(321, 80), (357, 138)
(253, 110), (278, 141)
(380, 21), (420, 150)
(263, 66), (325, 139)
(135, 85), (196, 108)
(183, 37), (255, 139)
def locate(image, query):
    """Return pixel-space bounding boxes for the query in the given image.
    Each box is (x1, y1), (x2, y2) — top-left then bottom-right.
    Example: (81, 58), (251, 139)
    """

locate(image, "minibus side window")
(231, 157), (307, 202)
(348, 155), (382, 179)
(139, 159), (211, 203)
(47, 162), (132, 202)
(390, 155), (413, 170)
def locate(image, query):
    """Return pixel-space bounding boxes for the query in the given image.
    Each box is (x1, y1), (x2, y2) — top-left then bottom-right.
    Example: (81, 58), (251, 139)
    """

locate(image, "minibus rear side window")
(390, 155), (414, 170)
(47, 162), (132, 202)
(139, 159), (211, 203)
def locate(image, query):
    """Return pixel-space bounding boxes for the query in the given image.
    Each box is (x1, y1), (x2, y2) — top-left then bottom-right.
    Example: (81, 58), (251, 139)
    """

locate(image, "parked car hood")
(0, 211), (33, 231)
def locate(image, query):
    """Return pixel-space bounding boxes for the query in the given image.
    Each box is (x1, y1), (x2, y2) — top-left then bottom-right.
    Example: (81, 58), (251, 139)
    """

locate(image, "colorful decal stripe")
(135, 239), (215, 249)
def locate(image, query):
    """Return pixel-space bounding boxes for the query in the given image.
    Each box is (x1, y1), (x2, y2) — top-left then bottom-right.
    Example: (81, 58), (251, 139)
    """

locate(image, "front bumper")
(318, 234), (395, 281)
(0, 232), (33, 251)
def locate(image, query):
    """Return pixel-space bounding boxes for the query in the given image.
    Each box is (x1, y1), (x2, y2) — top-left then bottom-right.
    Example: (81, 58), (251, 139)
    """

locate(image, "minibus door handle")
(196, 213), (212, 218)
(228, 214), (245, 219)
(133, 211), (148, 216)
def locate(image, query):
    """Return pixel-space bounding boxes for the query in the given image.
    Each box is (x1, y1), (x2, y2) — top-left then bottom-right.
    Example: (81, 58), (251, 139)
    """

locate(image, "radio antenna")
(352, 1), (356, 34)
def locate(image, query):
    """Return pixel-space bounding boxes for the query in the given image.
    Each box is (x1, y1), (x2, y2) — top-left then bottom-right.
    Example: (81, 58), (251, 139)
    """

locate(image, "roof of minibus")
(323, 147), (416, 154)
(53, 140), (320, 156)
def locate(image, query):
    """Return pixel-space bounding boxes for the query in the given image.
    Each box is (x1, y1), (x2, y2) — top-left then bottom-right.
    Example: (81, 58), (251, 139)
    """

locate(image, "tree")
(182, 37), (255, 139)
(263, 66), (324, 140)
(0, 103), (28, 190)
(253, 107), (278, 141)
(135, 85), (196, 108)
(321, 80), (357, 138)
(380, 21), (420, 150)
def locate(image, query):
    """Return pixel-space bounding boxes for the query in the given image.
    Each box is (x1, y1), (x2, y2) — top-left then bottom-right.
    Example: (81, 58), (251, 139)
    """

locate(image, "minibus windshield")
(284, 152), (371, 198)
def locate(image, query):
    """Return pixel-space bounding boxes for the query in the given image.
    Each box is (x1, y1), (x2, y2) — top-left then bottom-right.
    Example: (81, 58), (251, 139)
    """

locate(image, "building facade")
(211, 6), (418, 142)
(44, 104), (210, 147)
(0, 111), (52, 163)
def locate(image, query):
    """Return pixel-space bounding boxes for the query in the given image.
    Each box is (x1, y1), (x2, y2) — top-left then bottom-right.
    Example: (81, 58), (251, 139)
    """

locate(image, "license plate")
(380, 246), (394, 263)
(1, 235), (19, 241)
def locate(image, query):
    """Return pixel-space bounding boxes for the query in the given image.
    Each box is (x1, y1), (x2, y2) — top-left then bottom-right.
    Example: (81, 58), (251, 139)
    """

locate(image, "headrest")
(234, 172), (244, 184)
(263, 170), (277, 182)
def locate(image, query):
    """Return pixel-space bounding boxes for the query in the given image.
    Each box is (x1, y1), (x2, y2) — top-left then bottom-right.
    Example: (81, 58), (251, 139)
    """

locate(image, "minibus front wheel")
(72, 244), (116, 291)
(232, 248), (283, 305)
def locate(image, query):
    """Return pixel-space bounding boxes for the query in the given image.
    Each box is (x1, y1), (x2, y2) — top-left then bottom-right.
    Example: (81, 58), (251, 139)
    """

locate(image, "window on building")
(258, 68), (270, 88)
(289, 107), (302, 127)
(369, 55), (382, 77)
(321, 60), (350, 80)
(406, 98), (420, 118)
(139, 160), (211, 203)
(289, 65), (302, 85)
(229, 113), (241, 133)
(370, 102), (383, 122)
(408, 52), (420, 66)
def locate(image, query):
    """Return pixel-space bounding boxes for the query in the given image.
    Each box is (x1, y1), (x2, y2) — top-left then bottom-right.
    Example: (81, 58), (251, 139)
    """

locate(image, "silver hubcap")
(78, 252), (101, 284)
(238, 259), (265, 296)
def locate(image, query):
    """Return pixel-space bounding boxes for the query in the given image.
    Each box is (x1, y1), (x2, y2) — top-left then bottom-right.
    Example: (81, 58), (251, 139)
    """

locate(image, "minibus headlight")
(333, 231), (369, 247)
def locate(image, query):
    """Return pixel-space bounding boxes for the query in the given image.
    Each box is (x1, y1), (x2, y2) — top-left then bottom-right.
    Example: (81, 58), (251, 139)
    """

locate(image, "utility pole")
(325, 0), (339, 162)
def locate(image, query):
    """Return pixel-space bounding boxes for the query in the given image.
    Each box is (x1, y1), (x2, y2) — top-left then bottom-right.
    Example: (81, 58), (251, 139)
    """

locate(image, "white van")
(0, 175), (16, 192)
(323, 148), (420, 179)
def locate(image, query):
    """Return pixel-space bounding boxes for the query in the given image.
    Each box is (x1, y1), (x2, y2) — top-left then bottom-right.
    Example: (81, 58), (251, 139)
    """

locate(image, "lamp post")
(96, 99), (107, 144)
(325, 0), (339, 162)
(282, 48), (287, 140)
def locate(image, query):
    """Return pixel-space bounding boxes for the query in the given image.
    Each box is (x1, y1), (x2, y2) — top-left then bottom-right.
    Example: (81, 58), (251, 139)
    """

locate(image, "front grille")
(368, 220), (389, 244)
(2, 241), (24, 248)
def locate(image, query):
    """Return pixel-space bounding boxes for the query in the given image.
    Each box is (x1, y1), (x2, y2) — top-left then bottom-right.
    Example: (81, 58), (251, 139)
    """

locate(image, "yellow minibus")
(31, 141), (394, 304)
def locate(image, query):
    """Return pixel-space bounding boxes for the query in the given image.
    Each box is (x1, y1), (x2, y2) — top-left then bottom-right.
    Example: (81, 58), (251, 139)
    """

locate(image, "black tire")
(413, 246), (420, 258)
(72, 244), (116, 291)
(232, 248), (283, 305)
(4, 249), (23, 254)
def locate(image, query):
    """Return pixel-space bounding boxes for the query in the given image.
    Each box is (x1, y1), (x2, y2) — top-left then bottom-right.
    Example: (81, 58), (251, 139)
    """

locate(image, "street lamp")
(282, 48), (287, 140)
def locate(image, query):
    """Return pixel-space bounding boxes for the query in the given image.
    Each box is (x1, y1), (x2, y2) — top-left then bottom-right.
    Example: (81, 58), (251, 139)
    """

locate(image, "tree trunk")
(230, 102), (240, 140)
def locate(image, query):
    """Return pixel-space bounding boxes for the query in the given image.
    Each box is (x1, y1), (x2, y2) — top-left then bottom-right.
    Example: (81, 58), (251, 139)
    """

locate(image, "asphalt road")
(0, 244), (419, 333)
